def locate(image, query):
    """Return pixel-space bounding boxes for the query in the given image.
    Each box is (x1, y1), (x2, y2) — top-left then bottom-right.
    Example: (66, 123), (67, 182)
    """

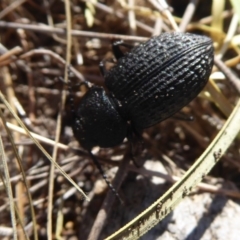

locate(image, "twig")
(86, 153), (130, 240)
(0, 21), (148, 41)
(179, 0), (199, 32)
(214, 57), (240, 95)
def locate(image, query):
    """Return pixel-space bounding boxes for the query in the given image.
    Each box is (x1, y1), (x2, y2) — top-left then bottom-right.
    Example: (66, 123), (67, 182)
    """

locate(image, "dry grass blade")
(0, 46), (22, 62)
(0, 0), (26, 19)
(0, 122), (18, 240)
(214, 57), (240, 94)
(211, 0), (225, 42)
(0, 91), (89, 201)
(0, 108), (37, 240)
(105, 96), (240, 240)
(6, 122), (69, 150)
(0, 20), (148, 41)
(201, 80), (233, 117)
(47, 0), (73, 239)
(179, 0), (199, 32)
(230, 0), (240, 21)
(217, 13), (239, 58)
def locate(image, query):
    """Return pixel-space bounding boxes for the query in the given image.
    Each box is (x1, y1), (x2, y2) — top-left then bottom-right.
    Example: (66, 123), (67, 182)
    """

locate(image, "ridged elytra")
(72, 32), (214, 150)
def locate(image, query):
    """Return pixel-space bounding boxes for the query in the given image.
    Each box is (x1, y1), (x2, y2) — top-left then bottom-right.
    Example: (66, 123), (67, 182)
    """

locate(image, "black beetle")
(72, 32), (214, 150)
(70, 32), (214, 200)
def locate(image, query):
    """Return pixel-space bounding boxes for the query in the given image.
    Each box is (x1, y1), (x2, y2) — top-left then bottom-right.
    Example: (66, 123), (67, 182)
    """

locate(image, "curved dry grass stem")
(0, 109), (36, 240)
(0, 91), (89, 201)
(0, 119), (18, 240)
(47, 1), (73, 238)
(105, 97), (240, 240)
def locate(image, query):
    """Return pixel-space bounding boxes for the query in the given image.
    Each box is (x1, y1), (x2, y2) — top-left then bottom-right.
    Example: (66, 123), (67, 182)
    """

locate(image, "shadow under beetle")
(70, 32), (214, 199)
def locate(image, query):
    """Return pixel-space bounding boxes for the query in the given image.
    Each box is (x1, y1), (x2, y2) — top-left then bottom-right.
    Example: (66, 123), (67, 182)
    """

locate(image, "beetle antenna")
(88, 151), (123, 204)
(67, 76), (77, 118)
(63, 70), (123, 204)
(56, 75), (78, 118)
(64, 68), (91, 118)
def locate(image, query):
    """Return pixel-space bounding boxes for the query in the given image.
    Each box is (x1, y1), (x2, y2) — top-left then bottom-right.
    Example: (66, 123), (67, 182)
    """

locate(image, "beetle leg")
(127, 124), (145, 167)
(57, 76), (90, 89)
(99, 60), (107, 77)
(99, 41), (134, 76)
(88, 151), (124, 204)
(99, 57), (117, 77)
(112, 40), (134, 60)
(172, 111), (194, 121)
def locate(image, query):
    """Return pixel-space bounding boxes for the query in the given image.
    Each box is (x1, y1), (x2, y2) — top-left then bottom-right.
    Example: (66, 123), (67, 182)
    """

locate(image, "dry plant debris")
(0, 0), (240, 240)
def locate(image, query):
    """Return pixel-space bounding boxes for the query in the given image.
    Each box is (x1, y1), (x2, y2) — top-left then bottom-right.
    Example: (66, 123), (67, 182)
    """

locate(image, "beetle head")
(72, 86), (128, 150)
